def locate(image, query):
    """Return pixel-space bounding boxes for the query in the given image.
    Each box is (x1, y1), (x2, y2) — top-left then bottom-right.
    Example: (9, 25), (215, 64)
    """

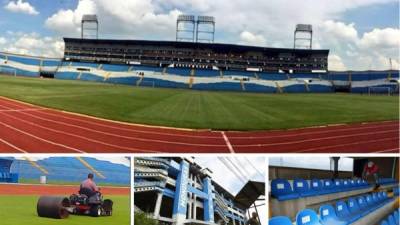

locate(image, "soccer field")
(0, 195), (130, 225)
(0, 75), (398, 131)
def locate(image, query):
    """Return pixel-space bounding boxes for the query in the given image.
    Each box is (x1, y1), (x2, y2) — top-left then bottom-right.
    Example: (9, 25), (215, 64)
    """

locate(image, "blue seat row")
(269, 191), (394, 225)
(393, 186), (399, 196)
(380, 209), (399, 225)
(271, 178), (370, 201)
(378, 178), (397, 185)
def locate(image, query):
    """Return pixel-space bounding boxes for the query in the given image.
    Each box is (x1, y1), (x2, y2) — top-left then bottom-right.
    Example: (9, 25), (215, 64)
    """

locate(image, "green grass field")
(0, 75), (398, 131)
(0, 195), (130, 225)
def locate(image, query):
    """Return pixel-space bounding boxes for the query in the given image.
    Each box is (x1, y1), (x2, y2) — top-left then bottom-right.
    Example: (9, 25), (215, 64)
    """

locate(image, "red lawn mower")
(37, 190), (113, 219)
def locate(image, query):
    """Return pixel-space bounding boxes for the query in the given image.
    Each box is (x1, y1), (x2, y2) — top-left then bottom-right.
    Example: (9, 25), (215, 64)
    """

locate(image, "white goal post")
(367, 86), (392, 96)
(0, 66), (17, 76)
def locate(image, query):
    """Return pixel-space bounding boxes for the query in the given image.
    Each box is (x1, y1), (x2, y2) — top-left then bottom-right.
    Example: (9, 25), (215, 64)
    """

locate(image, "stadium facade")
(134, 157), (249, 225)
(0, 38), (398, 94)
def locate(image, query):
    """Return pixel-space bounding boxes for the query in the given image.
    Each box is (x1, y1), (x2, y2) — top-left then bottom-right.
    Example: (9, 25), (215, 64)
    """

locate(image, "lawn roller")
(37, 192), (113, 219)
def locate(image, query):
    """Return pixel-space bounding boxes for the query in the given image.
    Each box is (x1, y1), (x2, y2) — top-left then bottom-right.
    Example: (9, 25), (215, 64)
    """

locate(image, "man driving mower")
(79, 173), (100, 197)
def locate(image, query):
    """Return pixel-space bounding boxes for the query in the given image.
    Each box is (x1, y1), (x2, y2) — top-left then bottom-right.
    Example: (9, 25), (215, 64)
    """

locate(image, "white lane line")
(0, 121), (85, 153)
(295, 137), (399, 153)
(0, 138), (28, 153)
(0, 108), (45, 112)
(375, 148), (400, 153)
(0, 111), (162, 153)
(234, 129), (398, 147)
(221, 131), (235, 153)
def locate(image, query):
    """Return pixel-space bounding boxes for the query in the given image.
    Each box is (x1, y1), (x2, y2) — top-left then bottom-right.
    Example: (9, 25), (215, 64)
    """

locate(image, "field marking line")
(294, 137), (399, 153)
(0, 110), (165, 153)
(221, 131), (235, 153)
(233, 129), (398, 147)
(0, 96), (196, 132)
(2, 98), (397, 142)
(0, 108), (46, 112)
(375, 148), (400, 153)
(0, 120), (85, 153)
(2, 95), (397, 137)
(1, 103), (226, 148)
(0, 137), (28, 153)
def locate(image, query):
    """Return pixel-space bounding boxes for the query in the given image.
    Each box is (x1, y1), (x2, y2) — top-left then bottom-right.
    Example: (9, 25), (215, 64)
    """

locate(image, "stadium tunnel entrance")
(40, 71), (55, 79)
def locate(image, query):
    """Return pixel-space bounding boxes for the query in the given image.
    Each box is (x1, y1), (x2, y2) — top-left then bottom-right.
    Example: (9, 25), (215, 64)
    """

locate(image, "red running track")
(0, 96), (398, 153)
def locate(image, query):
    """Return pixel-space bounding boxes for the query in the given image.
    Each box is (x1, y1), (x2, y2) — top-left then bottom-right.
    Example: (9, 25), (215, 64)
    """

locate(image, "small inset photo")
(268, 157), (399, 225)
(0, 156), (131, 225)
(134, 156), (266, 225)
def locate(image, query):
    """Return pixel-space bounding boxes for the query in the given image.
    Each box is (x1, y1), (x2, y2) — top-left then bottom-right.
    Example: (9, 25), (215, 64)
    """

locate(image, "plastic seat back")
(381, 220), (389, 225)
(271, 179), (294, 197)
(343, 179), (351, 189)
(296, 209), (321, 225)
(293, 179), (310, 194)
(336, 201), (351, 218)
(393, 211), (399, 224)
(348, 198), (360, 214)
(334, 179), (343, 190)
(372, 193), (379, 203)
(365, 194), (375, 206)
(357, 196), (368, 210)
(269, 216), (292, 225)
(388, 215), (396, 225)
(319, 204), (337, 221)
(323, 179), (334, 191)
(310, 179), (323, 193)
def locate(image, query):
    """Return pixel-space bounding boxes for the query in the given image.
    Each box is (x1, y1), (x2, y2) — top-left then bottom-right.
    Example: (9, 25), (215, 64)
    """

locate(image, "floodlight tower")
(176, 15), (196, 42)
(294, 24), (312, 49)
(196, 16), (215, 43)
(81, 14), (98, 39)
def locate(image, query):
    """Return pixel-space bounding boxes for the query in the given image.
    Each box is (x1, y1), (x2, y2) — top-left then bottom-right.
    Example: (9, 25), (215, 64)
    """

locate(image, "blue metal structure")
(134, 157), (247, 225)
(0, 158), (18, 183)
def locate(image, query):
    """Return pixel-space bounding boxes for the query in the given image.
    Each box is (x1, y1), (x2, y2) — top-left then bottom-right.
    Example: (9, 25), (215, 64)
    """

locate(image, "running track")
(0, 96), (398, 153)
(0, 183), (129, 195)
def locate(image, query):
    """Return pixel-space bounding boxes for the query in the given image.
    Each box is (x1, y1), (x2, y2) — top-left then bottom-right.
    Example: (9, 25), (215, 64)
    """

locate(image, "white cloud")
(0, 33), (64, 58)
(359, 28), (400, 49)
(4, 0), (39, 15)
(0, 37), (7, 45)
(328, 54), (347, 71)
(239, 31), (267, 46)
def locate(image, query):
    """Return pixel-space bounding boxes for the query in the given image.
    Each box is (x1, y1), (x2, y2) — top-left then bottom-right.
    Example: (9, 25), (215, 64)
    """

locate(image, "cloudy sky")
(0, 0), (399, 70)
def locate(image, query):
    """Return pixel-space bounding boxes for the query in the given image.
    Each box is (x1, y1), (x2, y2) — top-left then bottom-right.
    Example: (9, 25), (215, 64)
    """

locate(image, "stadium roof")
(63, 38), (329, 54)
(234, 181), (265, 209)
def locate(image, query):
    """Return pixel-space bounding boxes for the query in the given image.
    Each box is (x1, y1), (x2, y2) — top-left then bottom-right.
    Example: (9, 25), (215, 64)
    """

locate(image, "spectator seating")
(272, 178), (372, 201)
(268, 216), (292, 225)
(269, 191), (395, 225)
(380, 209), (399, 225)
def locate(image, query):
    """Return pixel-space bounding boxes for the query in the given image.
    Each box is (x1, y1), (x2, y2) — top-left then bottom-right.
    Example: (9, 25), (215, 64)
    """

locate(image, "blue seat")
(393, 211), (399, 225)
(293, 179), (315, 197)
(296, 209), (322, 225)
(271, 179), (299, 201)
(342, 179), (351, 190)
(322, 179), (336, 194)
(333, 179), (344, 192)
(319, 204), (348, 225)
(388, 215), (396, 225)
(382, 220), (389, 225)
(310, 179), (329, 195)
(335, 200), (360, 223)
(347, 198), (364, 217)
(365, 194), (380, 211)
(269, 216), (292, 225)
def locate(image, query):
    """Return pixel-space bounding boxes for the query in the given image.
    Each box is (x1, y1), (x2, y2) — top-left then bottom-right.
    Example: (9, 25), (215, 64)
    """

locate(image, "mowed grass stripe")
(0, 195), (130, 225)
(0, 75), (398, 131)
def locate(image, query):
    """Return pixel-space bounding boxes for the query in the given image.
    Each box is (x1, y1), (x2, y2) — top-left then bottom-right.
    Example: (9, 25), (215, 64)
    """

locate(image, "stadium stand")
(0, 158), (18, 183)
(269, 191), (397, 225)
(1, 51), (398, 94)
(7, 157), (130, 185)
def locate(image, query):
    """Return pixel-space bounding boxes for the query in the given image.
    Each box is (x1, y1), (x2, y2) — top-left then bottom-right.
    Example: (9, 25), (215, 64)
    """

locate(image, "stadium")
(0, 156), (131, 225)
(268, 157), (399, 225)
(134, 156), (265, 225)
(0, 13), (398, 153)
